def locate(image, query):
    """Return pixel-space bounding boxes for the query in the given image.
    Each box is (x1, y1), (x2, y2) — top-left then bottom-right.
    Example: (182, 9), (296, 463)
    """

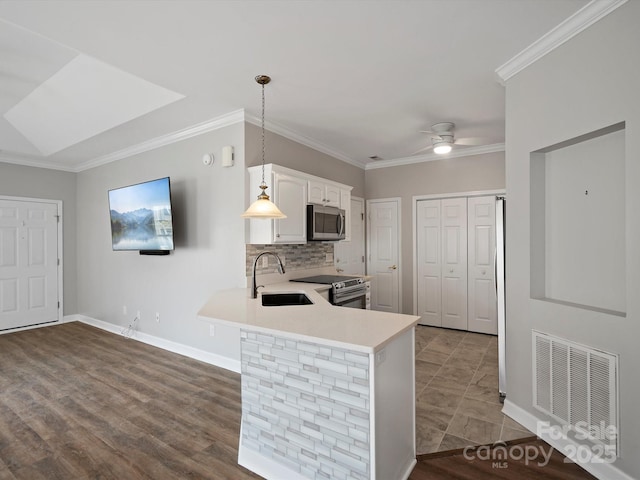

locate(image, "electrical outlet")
(262, 256), (269, 268)
(209, 325), (215, 337)
(155, 312), (160, 323)
(137, 310), (141, 320)
(123, 305), (127, 315)
(326, 253), (334, 263)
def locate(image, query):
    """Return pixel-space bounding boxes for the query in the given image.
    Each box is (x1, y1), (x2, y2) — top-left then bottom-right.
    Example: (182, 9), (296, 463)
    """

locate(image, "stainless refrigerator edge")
(496, 196), (507, 402)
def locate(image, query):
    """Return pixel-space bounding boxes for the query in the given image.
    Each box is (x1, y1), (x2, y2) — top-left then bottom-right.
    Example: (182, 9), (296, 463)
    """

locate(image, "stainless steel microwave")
(307, 204), (346, 241)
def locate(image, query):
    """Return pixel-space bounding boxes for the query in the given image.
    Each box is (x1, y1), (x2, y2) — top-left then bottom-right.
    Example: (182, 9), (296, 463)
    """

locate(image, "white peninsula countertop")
(197, 281), (419, 354)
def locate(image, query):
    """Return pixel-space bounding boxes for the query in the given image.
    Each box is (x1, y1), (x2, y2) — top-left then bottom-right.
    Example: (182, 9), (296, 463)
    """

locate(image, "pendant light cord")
(261, 80), (266, 188)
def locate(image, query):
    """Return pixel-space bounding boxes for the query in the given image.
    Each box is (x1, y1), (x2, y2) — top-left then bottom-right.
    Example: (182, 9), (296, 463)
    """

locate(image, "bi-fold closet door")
(416, 195), (497, 334)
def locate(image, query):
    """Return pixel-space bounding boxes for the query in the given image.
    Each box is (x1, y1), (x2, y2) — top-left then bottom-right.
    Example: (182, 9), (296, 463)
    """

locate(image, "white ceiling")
(0, 0), (593, 171)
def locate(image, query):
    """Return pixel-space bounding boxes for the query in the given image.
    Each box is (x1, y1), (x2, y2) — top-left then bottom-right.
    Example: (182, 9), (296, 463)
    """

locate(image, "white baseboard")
(238, 444), (308, 480)
(399, 459), (417, 480)
(502, 399), (634, 480)
(238, 429), (416, 480)
(68, 314), (241, 373)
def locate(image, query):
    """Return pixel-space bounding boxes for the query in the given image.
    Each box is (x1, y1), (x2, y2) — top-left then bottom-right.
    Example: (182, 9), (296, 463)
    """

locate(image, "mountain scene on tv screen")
(110, 207), (173, 250)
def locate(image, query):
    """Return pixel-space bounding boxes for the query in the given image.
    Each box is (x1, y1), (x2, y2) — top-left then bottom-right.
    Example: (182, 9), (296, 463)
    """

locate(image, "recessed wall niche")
(530, 122), (626, 316)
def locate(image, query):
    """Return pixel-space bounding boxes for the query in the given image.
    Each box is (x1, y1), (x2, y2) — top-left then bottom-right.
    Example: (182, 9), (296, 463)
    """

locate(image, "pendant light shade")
(242, 75), (287, 220)
(241, 185), (287, 218)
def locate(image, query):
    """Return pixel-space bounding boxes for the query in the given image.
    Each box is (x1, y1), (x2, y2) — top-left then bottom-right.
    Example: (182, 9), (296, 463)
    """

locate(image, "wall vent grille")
(533, 331), (618, 455)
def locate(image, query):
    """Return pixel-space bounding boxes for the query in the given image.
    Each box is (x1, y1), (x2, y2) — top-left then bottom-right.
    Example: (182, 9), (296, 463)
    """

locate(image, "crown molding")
(244, 113), (366, 170)
(0, 151), (76, 172)
(2, 109), (367, 173)
(364, 143), (505, 171)
(495, 0), (628, 84)
(75, 109), (246, 172)
(2, 114), (501, 174)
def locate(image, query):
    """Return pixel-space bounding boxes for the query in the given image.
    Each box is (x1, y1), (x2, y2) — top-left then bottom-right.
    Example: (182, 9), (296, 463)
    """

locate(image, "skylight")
(4, 54), (184, 156)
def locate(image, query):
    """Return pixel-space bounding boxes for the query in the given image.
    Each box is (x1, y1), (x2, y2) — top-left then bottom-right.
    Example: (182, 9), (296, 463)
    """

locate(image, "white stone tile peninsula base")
(238, 329), (416, 480)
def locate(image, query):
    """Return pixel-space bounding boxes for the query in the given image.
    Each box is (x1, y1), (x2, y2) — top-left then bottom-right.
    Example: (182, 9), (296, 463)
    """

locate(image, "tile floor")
(414, 325), (532, 454)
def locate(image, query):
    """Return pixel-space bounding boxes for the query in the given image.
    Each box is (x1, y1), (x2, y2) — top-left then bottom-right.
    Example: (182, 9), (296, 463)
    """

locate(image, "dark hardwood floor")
(410, 436), (596, 479)
(0, 322), (260, 479)
(0, 322), (596, 479)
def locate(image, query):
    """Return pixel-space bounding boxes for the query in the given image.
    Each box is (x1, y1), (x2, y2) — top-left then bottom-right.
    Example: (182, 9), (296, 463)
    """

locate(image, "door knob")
(389, 265), (397, 270)
(482, 269), (486, 275)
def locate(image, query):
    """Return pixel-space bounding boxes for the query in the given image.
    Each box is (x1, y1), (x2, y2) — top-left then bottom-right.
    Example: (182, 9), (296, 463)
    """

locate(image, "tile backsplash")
(246, 243), (335, 276)
(240, 330), (371, 479)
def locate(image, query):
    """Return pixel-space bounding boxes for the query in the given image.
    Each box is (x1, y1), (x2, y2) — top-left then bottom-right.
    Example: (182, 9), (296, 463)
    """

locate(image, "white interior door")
(367, 199), (400, 313)
(441, 198), (467, 330)
(0, 198), (60, 331)
(416, 199), (441, 326)
(467, 195), (497, 334)
(334, 197), (365, 275)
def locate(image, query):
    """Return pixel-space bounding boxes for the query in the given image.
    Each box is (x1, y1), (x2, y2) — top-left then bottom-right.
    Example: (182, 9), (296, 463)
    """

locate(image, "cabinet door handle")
(276, 234), (280, 238)
(389, 265), (397, 270)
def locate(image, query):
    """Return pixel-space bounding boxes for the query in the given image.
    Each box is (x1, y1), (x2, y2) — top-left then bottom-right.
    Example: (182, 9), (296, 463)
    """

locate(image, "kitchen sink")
(261, 292), (313, 306)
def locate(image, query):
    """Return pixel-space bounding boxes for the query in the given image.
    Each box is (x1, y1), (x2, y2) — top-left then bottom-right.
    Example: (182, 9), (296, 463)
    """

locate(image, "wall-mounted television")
(108, 177), (174, 255)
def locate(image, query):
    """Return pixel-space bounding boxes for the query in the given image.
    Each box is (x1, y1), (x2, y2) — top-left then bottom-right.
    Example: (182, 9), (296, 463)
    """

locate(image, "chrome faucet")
(251, 251), (286, 299)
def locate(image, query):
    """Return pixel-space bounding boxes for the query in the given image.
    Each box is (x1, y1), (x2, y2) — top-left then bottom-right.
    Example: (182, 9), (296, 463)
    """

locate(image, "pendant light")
(241, 75), (287, 219)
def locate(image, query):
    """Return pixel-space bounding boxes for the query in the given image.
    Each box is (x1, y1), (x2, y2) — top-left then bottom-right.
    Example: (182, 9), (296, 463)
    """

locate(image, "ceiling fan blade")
(411, 144), (434, 155)
(419, 131), (444, 141)
(454, 137), (488, 146)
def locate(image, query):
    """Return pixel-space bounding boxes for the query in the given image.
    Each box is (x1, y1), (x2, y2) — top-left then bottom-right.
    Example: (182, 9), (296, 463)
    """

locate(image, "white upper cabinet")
(246, 165), (307, 244)
(272, 173), (307, 243)
(308, 180), (340, 207)
(246, 164), (352, 244)
(308, 181), (325, 205)
(340, 189), (351, 241)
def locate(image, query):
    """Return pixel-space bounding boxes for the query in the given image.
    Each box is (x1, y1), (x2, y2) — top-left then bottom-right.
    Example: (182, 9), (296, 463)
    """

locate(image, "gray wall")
(76, 123), (246, 360)
(0, 162), (78, 314)
(245, 122), (365, 198)
(365, 153), (505, 313)
(505, 2), (639, 477)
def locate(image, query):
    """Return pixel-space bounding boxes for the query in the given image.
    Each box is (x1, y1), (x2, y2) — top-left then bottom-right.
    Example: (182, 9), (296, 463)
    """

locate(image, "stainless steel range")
(290, 275), (370, 309)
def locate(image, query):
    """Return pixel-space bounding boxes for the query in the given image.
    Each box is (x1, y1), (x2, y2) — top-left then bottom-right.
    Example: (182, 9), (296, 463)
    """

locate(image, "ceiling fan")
(413, 122), (488, 155)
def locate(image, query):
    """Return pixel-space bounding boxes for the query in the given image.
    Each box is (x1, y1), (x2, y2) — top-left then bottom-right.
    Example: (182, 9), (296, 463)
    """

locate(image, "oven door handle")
(333, 290), (367, 303)
(333, 283), (366, 295)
